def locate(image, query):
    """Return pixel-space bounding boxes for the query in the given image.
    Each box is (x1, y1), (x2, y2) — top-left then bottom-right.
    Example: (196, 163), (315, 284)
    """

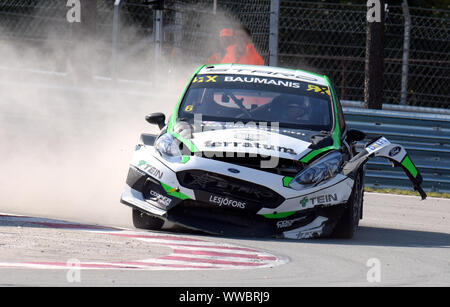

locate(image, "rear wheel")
(132, 209), (164, 230)
(331, 169), (364, 239)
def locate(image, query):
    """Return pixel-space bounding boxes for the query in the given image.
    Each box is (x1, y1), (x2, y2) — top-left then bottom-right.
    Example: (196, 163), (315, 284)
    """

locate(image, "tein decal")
(138, 160), (163, 180)
(299, 194), (338, 208)
(309, 194), (338, 205)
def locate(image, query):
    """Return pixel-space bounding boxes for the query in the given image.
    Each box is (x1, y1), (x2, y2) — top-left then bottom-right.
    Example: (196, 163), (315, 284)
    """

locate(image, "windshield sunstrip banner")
(192, 74), (331, 96)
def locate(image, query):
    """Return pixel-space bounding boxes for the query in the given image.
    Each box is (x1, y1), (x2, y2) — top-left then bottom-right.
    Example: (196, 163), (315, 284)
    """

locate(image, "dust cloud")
(0, 11), (231, 227)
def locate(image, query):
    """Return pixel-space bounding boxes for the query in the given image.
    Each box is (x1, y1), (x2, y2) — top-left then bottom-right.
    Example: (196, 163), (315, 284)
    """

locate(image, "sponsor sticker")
(192, 75), (218, 83)
(299, 193), (338, 208)
(208, 195), (246, 209)
(282, 130), (307, 137)
(205, 67), (318, 82)
(366, 137), (390, 153)
(306, 84), (331, 96)
(234, 132), (268, 142)
(224, 76), (301, 89)
(149, 190), (172, 207)
(138, 160), (163, 180)
(309, 193), (338, 206)
(190, 174), (274, 199)
(204, 140), (297, 155)
(276, 216), (308, 229)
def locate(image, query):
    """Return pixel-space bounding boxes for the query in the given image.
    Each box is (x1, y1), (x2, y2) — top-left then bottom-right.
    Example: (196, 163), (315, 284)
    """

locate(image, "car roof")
(198, 64), (328, 87)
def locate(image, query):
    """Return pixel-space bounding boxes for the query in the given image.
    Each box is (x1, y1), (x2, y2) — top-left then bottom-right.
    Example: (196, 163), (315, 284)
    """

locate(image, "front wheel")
(132, 209), (164, 230)
(331, 169), (364, 239)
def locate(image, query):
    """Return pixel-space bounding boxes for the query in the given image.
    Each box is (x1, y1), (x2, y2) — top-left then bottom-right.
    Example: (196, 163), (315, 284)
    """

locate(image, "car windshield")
(178, 74), (334, 131)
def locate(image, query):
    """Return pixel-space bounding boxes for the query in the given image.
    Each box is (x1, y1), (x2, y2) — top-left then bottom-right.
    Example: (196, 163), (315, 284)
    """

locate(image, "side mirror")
(346, 129), (366, 143)
(145, 112), (166, 130)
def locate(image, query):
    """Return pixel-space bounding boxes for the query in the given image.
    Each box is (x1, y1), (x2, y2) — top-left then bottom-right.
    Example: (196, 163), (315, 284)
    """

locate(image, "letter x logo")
(206, 75), (217, 83)
(307, 84), (330, 96)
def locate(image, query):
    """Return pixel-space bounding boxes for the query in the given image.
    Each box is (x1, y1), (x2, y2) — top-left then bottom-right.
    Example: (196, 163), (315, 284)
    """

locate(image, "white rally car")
(121, 64), (426, 239)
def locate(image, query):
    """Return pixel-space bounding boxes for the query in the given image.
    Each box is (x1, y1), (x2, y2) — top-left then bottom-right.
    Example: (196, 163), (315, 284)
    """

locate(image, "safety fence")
(344, 107), (450, 193)
(0, 0), (448, 109)
(164, 0), (271, 63)
(278, 2), (449, 109)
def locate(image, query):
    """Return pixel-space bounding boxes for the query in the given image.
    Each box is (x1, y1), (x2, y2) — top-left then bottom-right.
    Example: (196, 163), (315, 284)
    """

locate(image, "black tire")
(132, 209), (164, 230)
(331, 169), (364, 239)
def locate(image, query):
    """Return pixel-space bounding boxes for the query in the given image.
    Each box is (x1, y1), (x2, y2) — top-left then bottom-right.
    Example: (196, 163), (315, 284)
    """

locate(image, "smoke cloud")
(0, 9), (233, 227)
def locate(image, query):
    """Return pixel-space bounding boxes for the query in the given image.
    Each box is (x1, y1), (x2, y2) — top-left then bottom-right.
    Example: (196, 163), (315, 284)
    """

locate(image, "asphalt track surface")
(0, 193), (449, 287)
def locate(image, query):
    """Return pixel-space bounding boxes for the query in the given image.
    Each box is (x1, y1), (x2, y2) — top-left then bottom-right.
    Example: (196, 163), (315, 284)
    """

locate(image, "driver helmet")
(282, 97), (311, 122)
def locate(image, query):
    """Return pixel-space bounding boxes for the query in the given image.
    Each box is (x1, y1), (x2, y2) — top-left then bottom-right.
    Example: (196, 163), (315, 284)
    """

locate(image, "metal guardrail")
(343, 107), (450, 193)
(342, 100), (450, 115)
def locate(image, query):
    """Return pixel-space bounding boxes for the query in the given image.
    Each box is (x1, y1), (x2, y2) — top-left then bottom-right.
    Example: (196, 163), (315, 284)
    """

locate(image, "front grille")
(200, 152), (305, 177)
(176, 170), (284, 208)
(168, 200), (275, 237)
(177, 200), (264, 224)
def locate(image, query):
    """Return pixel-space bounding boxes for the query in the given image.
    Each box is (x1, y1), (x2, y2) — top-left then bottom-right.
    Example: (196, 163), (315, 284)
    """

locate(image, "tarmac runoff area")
(0, 192), (449, 286)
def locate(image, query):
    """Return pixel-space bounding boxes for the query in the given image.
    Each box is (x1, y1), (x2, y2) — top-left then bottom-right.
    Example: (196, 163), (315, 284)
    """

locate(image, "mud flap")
(342, 136), (427, 200)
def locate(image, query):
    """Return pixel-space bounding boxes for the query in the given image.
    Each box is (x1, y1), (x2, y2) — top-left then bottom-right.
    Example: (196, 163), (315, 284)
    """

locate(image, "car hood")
(190, 127), (314, 160)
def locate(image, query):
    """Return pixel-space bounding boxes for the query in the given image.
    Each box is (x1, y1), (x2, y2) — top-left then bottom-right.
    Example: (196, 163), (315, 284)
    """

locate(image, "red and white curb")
(0, 214), (289, 270)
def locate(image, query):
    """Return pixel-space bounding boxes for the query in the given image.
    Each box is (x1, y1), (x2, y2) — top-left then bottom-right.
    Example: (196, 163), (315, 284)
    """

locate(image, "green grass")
(364, 187), (450, 199)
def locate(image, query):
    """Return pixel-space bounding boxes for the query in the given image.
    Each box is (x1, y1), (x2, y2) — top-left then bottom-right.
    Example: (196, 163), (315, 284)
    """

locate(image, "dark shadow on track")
(152, 225), (450, 249)
(328, 226), (450, 248)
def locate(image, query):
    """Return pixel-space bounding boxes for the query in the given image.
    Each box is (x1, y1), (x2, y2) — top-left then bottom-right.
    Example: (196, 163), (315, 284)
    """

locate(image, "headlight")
(155, 133), (182, 163)
(289, 151), (342, 190)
